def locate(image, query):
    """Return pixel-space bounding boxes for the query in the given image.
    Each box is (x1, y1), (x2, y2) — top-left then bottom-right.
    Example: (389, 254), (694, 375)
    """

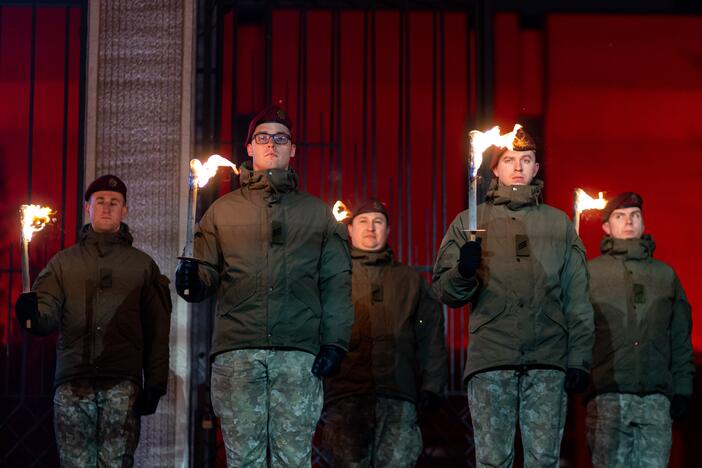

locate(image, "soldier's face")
(348, 212), (389, 252)
(246, 122), (296, 171)
(603, 207), (644, 239)
(86, 191), (128, 233)
(492, 150), (539, 186)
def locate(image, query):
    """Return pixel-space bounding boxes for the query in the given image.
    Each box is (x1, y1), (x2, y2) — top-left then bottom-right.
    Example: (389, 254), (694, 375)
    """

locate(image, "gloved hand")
(418, 390), (443, 412)
(669, 394), (690, 420)
(458, 238), (482, 278)
(134, 387), (162, 416)
(564, 368), (589, 394)
(175, 258), (206, 303)
(311, 345), (346, 378)
(15, 292), (38, 329)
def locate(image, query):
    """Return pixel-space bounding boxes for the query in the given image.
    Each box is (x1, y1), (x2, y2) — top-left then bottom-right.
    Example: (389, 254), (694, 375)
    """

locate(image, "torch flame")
(332, 200), (350, 222)
(190, 154), (240, 188)
(20, 204), (55, 241)
(468, 124), (523, 177)
(575, 188), (608, 214)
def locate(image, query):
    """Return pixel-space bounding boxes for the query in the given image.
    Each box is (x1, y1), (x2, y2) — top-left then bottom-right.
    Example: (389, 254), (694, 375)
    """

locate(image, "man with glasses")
(175, 105), (354, 467)
(586, 192), (694, 468)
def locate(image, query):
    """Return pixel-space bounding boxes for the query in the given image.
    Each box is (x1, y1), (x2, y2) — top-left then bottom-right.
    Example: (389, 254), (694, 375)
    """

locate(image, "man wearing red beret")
(433, 128), (594, 467)
(586, 192), (694, 467)
(14, 175), (172, 467)
(175, 106), (354, 466)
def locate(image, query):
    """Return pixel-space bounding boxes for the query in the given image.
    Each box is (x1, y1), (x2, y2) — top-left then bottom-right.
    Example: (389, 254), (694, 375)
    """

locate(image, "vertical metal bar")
(370, 8), (377, 197)
(60, 6), (71, 250)
(335, 11), (342, 200)
(396, 10), (404, 262)
(329, 9), (336, 199)
(475, 0), (494, 127)
(361, 10), (368, 200)
(214, 3), (224, 153)
(230, 9), (237, 160)
(264, 1), (272, 106)
(404, 10), (411, 265)
(26, 5), (37, 203)
(431, 11), (438, 263)
(75, 0), (88, 238)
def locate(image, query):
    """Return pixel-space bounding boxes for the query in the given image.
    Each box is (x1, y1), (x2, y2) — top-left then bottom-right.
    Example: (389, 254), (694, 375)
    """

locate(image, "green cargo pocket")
(217, 277), (255, 317)
(541, 301), (568, 333)
(290, 281), (322, 318)
(469, 303), (507, 334)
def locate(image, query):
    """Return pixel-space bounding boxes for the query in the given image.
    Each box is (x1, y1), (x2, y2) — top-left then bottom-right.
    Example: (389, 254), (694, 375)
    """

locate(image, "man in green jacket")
(586, 192), (694, 468)
(432, 128), (594, 468)
(175, 105), (354, 467)
(319, 199), (448, 467)
(14, 175), (172, 468)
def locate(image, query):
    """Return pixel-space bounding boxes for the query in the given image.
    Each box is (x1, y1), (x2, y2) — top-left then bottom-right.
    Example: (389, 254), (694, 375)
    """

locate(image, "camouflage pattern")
(53, 379), (140, 468)
(211, 349), (322, 467)
(466, 369), (567, 468)
(319, 395), (422, 467)
(586, 393), (672, 468)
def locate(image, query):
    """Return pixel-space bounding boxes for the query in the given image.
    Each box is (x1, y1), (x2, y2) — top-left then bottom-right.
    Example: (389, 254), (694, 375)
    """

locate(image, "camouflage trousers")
(466, 369), (567, 468)
(53, 379), (140, 468)
(318, 395), (422, 468)
(586, 393), (672, 468)
(211, 349), (323, 467)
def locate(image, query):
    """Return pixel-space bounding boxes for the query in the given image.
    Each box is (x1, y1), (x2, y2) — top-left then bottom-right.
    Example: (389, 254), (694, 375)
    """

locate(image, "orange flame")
(468, 124), (523, 177)
(332, 200), (350, 222)
(575, 188), (607, 214)
(190, 154), (240, 188)
(20, 204), (55, 241)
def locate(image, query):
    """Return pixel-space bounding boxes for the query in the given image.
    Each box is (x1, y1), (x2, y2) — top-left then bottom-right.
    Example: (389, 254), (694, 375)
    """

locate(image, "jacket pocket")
(290, 280), (322, 318)
(469, 302), (507, 334)
(217, 276), (256, 317)
(541, 300), (568, 333)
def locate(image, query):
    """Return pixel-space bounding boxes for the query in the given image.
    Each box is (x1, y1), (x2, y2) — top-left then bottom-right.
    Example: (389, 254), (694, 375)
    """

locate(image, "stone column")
(84, 0), (195, 465)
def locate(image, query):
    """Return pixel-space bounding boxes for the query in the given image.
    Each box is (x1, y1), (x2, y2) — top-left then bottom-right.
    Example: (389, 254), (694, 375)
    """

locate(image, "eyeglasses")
(252, 132), (292, 145)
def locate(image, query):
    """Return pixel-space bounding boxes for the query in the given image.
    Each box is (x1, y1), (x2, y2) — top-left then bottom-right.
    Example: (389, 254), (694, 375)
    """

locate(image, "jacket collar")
(600, 234), (655, 260)
(486, 178), (543, 210)
(239, 160), (298, 202)
(81, 223), (133, 248)
(350, 246), (394, 266)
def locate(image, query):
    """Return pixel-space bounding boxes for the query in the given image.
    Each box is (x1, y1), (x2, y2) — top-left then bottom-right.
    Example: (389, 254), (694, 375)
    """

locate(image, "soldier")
(319, 199), (448, 467)
(175, 105), (354, 467)
(432, 129), (594, 467)
(586, 192), (694, 468)
(14, 175), (172, 468)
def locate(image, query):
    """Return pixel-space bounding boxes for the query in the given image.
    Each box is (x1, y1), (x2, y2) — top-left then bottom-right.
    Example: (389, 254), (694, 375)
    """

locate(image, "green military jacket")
(27, 224), (172, 394)
(432, 180), (594, 382)
(194, 161), (354, 359)
(323, 247), (448, 405)
(588, 235), (694, 399)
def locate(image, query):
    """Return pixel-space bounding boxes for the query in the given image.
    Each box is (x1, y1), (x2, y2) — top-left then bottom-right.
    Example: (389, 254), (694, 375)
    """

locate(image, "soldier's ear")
(602, 222), (611, 236)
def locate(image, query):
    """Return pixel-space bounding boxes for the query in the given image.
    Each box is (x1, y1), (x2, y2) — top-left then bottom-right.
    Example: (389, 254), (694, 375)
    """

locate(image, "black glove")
(564, 368), (589, 394)
(670, 394), (690, 420)
(418, 390), (443, 412)
(311, 345), (346, 378)
(134, 387), (162, 416)
(458, 238), (482, 278)
(15, 292), (38, 329)
(175, 258), (206, 303)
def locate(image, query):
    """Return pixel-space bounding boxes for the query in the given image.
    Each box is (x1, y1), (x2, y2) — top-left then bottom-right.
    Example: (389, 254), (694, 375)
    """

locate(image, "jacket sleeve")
(26, 256), (64, 336)
(560, 221), (594, 372)
(432, 211), (478, 307)
(670, 274), (694, 396)
(141, 261), (173, 394)
(415, 276), (449, 395)
(318, 213), (354, 351)
(193, 206), (222, 298)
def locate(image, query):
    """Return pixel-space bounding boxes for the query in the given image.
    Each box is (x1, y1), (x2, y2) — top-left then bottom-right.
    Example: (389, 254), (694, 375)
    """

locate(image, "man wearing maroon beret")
(175, 105), (354, 466)
(586, 192), (694, 467)
(14, 175), (172, 467)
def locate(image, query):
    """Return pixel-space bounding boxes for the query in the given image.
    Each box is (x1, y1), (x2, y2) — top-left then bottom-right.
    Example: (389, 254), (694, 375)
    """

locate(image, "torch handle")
(20, 234), (32, 328)
(182, 182), (198, 258)
(468, 138), (478, 232)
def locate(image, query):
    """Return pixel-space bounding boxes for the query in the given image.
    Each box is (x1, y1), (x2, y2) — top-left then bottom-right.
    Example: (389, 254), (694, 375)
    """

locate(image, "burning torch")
(20, 204), (56, 328)
(467, 124), (523, 239)
(573, 188), (607, 235)
(332, 200), (350, 223)
(179, 155), (239, 298)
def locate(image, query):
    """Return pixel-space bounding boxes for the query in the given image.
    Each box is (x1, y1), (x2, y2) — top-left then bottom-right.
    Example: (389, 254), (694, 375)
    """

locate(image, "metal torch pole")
(182, 175), (198, 258)
(468, 134), (478, 241)
(20, 233), (32, 328)
(573, 189), (581, 235)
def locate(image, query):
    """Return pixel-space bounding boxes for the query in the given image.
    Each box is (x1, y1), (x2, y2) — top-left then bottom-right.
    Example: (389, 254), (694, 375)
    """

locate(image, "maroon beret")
(245, 105), (294, 145)
(490, 127), (537, 168)
(351, 198), (389, 224)
(601, 192), (643, 223)
(84, 174), (127, 202)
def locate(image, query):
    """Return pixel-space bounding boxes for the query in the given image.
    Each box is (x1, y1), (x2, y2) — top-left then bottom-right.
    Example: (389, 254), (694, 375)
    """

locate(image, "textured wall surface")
(91, 0), (191, 465)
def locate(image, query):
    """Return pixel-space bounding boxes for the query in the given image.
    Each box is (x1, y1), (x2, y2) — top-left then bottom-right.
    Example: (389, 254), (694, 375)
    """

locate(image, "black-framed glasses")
(252, 132), (292, 145)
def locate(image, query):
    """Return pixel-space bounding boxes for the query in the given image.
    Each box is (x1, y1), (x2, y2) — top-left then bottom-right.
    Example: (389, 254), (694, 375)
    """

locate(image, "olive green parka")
(432, 180), (594, 382)
(323, 247), (448, 405)
(588, 235), (694, 399)
(26, 224), (172, 395)
(194, 162), (354, 359)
